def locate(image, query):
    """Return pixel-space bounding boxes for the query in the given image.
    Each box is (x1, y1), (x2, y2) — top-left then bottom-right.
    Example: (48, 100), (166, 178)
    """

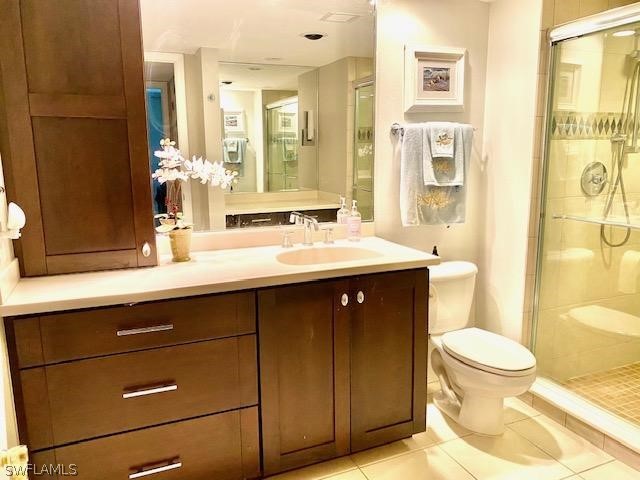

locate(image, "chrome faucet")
(289, 211), (319, 246)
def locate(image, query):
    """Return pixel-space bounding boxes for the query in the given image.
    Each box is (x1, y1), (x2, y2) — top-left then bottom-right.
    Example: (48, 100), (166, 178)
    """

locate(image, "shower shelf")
(552, 214), (640, 231)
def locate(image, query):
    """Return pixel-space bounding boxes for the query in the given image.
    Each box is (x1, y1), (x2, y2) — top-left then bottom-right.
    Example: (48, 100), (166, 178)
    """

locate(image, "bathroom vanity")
(1, 238), (437, 479)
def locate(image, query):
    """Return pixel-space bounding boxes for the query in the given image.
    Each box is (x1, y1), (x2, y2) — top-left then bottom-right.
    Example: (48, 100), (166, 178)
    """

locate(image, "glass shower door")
(353, 82), (374, 221)
(534, 21), (640, 427)
(266, 99), (299, 191)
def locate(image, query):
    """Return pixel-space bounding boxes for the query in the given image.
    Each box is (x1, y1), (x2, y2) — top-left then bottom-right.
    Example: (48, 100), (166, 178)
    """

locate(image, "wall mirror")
(141, 0), (376, 231)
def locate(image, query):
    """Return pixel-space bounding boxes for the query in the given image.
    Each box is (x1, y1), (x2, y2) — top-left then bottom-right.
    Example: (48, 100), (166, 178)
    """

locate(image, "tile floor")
(563, 362), (640, 426)
(270, 383), (640, 480)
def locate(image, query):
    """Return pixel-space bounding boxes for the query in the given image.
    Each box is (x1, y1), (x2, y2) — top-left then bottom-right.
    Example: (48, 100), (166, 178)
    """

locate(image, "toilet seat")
(440, 328), (536, 377)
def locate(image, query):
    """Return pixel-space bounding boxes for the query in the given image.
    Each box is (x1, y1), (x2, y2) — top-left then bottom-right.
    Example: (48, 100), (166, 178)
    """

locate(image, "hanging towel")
(223, 138), (247, 164)
(430, 126), (454, 158)
(399, 124), (467, 226)
(618, 250), (640, 294)
(423, 122), (473, 187)
(226, 138), (238, 153)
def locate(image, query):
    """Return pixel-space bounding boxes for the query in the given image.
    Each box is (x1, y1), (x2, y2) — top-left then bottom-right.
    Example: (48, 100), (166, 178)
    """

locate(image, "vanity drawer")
(13, 291), (255, 367)
(37, 407), (260, 480)
(22, 336), (258, 449)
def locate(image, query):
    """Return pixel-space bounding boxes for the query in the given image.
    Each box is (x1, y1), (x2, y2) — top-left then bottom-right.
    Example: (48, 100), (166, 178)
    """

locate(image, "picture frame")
(404, 45), (466, 113)
(223, 110), (246, 133)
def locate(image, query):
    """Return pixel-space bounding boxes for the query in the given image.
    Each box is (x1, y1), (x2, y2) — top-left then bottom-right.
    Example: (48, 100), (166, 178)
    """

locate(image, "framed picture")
(404, 45), (466, 112)
(223, 110), (245, 133)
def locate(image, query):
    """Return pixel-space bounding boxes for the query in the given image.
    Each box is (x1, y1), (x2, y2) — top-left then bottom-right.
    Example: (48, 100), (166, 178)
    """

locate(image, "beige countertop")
(0, 237), (439, 317)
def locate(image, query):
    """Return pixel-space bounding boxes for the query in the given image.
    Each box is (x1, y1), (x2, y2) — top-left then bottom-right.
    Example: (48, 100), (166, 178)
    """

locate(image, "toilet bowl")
(428, 262), (537, 435)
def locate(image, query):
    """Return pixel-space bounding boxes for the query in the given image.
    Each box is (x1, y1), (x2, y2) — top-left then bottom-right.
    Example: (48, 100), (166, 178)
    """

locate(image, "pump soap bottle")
(347, 200), (361, 241)
(337, 196), (349, 224)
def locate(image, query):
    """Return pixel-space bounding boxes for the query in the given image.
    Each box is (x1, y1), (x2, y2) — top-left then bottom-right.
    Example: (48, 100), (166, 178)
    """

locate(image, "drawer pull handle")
(123, 384), (178, 399)
(357, 291), (365, 304)
(129, 461), (182, 479)
(117, 324), (174, 337)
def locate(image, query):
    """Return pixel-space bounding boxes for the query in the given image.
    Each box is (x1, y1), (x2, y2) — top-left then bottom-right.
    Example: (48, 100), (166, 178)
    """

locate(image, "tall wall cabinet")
(0, 0), (156, 276)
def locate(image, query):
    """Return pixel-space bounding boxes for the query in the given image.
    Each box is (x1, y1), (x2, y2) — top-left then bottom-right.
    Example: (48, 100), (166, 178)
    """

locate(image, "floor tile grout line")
(432, 442), (481, 479)
(504, 422), (610, 475)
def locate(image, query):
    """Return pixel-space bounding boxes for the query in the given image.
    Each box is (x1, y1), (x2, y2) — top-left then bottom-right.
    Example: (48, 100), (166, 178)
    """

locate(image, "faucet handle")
(321, 226), (334, 244)
(281, 228), (295, 248)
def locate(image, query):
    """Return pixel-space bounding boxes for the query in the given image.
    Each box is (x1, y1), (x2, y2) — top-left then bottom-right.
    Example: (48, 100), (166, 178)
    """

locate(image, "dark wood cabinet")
(258, 280), (351, 476)
(258, 269), (428, 475)
(350, 270), (427, 452)
(0, 0), (156, 276)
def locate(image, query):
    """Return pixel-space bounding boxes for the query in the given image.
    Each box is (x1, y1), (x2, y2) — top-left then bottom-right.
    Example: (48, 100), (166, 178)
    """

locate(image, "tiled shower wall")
(524, 0), (640, 381)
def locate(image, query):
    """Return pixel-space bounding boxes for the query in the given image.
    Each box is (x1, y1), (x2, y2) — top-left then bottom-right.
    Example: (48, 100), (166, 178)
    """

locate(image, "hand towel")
(223, 138), (246, 164)
(431, 126), (454, 158)
(226, 138), (238, 153)
(423, 123), (473, 187)
(618, 250), (640, 294)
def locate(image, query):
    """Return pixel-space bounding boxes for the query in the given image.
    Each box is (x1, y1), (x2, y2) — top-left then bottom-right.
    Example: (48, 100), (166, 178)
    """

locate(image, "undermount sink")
(276, 246), (381, 266)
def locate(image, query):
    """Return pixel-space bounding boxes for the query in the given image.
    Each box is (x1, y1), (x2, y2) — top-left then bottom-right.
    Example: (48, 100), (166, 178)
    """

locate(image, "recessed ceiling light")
(613, 29), (636, 37)
(320, 12), (361, 23)
(301, 32), (327, 41)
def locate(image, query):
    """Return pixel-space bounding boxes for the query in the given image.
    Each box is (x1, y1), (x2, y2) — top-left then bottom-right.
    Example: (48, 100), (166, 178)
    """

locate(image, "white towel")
(431, 126), (454, 158)
(399, 124), (467, 226)
(618, 250), (640, 294)
(400, 125), (423, 226)
(423, 122), (473, 187)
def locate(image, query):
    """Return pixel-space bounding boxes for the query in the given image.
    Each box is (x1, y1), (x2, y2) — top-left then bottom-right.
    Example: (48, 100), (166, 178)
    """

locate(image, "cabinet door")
(350, 269), (428, 452)
(259, 280), (350, 475)
(0, 0), (156, 276)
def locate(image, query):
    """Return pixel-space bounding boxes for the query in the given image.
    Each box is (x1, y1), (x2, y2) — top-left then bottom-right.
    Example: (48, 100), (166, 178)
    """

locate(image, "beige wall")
(477, 0), (542, 343)
(297, 70), (319, 191)
(374, 0), (490, 268)
(318, 58), (351, 197)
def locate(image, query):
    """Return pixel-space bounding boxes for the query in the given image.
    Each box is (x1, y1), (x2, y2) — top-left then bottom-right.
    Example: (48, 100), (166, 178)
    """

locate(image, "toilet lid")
(441, 328), (536, 377)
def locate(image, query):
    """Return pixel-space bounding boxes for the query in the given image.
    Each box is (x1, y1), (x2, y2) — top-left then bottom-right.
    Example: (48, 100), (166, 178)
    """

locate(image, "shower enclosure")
(265, 98), (299, 192)
(534, 11), (640, 430)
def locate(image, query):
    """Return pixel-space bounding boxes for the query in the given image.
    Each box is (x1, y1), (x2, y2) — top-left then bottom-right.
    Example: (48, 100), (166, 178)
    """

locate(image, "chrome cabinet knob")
(141, 242), (152, 257)
(357, 291), (365, 304)
(341, 293), (349, 306)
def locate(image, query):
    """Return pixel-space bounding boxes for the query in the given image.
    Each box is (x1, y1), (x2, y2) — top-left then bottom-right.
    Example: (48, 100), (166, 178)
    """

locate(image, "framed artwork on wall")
(404, 45), (466, 112)
(223, 110), (246, 133)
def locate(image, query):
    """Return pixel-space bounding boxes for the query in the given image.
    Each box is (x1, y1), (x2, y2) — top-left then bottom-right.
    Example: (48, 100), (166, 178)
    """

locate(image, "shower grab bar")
(552, 214), (640, 231)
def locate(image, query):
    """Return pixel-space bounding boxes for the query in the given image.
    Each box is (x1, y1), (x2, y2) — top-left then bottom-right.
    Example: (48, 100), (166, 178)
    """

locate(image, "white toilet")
(428, 261), (536, 436)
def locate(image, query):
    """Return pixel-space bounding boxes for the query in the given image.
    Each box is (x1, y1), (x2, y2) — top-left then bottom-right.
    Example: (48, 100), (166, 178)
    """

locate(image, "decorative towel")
(223, 138), (247, 164)
(226, 139), (238, 153)
(618, 250), (640, 294)
(430, 126), (454, 158)
(399, 124), (468, 226)
(423, 122), (473, 187)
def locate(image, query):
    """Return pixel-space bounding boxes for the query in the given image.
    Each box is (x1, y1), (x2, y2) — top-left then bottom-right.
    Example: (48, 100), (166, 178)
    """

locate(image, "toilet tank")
(428, 261), (478, 335)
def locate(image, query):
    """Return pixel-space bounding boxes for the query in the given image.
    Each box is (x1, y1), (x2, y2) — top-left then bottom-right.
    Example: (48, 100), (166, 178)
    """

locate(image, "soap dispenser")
(337, 196), (349, 224)
(347, 200), (361, 241)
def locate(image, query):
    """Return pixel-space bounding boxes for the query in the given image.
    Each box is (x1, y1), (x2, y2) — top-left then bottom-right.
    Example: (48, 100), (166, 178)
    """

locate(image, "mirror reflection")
(141, 0), (375, 230)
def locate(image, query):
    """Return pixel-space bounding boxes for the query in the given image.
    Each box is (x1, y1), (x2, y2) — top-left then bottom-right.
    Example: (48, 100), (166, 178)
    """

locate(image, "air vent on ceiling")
(320, 12), (361, 23)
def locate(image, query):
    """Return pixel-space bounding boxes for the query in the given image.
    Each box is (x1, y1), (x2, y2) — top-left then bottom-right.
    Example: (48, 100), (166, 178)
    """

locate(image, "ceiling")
(140, 0), (375, 67)
(218, 63), (314, 90)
